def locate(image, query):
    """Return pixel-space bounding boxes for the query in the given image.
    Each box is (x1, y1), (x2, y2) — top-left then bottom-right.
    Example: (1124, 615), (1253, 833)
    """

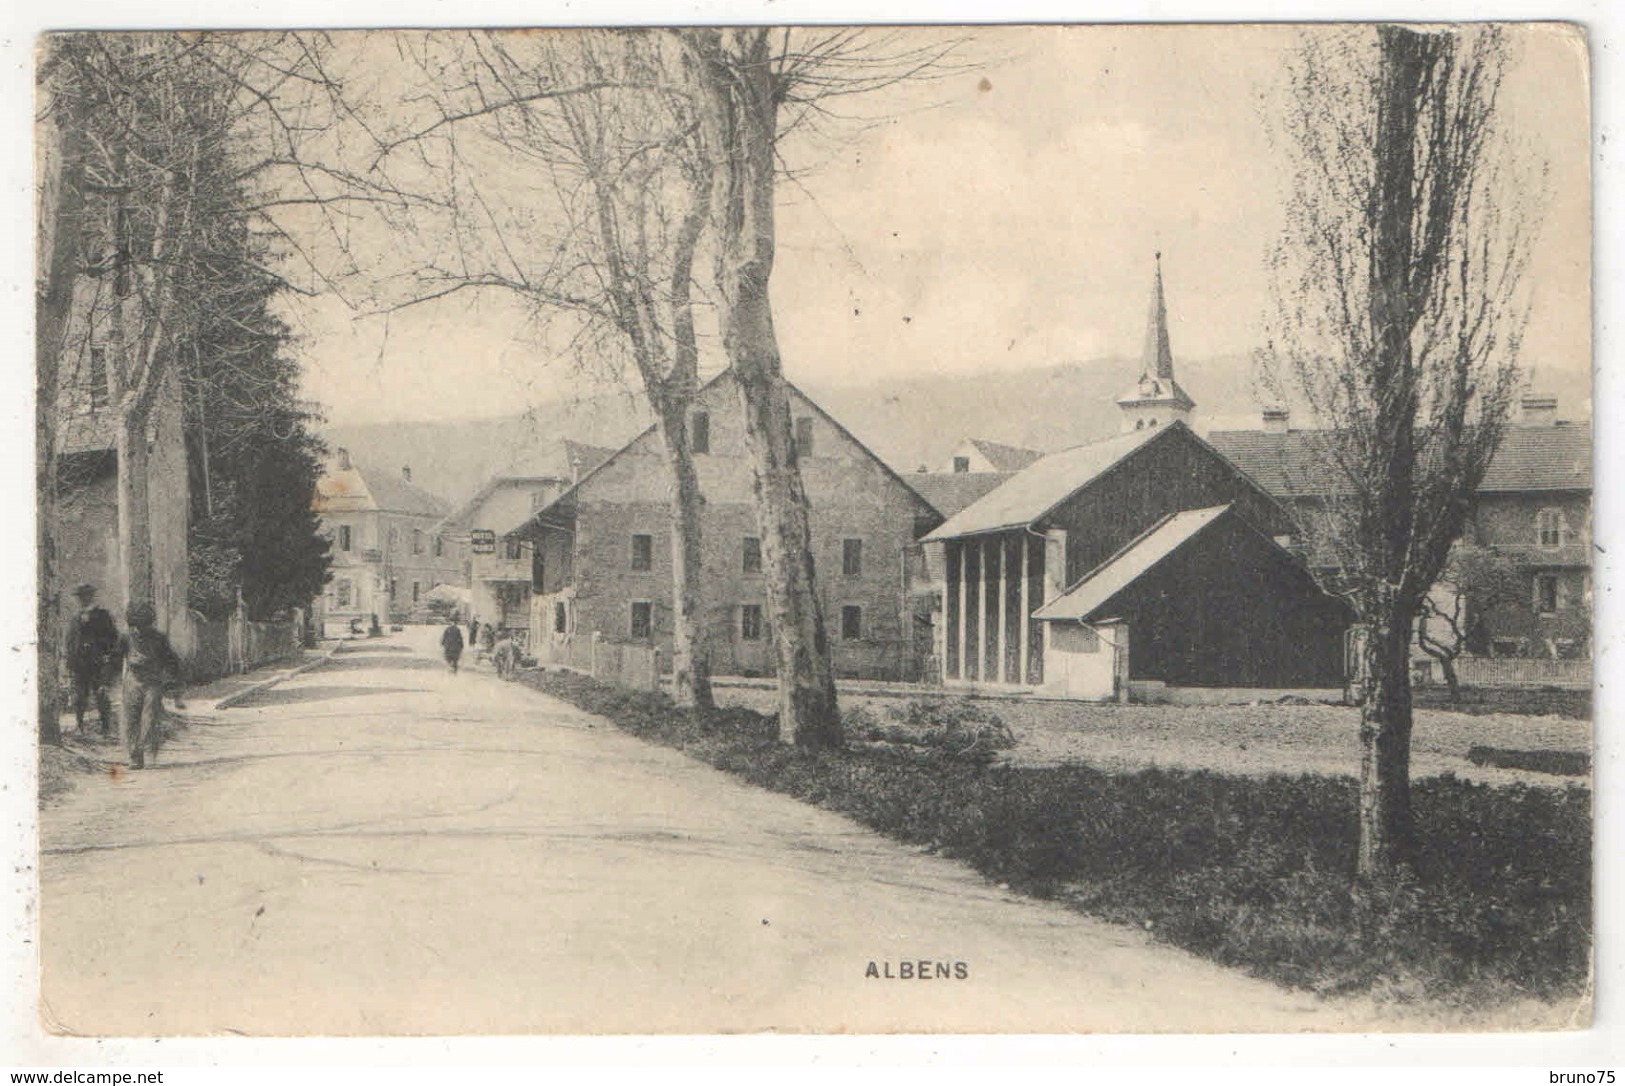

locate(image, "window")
(742, 536), (762, 574)
(387, 579), (396, 602)
(952, 456), (970, 474)
(691, 411), (710, 454)
(505, 537), (523, 561)
(1537, 509), (1566, 548)
(630, 601), (653, 639)
(338, 525), (352, 552)
(554, 602), (568, 634)
(412, 528), (424, 555)
(840, 605), (862, 641)
(388, 527), (398, 553)
(795, 416), (814, 458)
(434, 535), (444, 557)
(532, 550), (546, 591)
(740, 604), (764, 641)
(335, 579), (353, 608)
(631, 533), (653, 571)
(88, 347), (108, 410)
(1534, 574), (1561, 615)
(842, 538), (863, 577)
(412, 581), (421, 603)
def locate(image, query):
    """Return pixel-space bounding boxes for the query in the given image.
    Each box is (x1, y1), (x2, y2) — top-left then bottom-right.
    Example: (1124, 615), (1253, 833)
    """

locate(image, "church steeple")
(1142, 251), (1174, 381)
(1117, 252), (1195, 433)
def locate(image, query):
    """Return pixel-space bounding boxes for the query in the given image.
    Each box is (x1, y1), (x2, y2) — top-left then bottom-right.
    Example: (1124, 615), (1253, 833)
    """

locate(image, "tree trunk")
(117, 409), (154, 608)
(693, 28), (841, 748)
(34, 70), (87, 746)
(1357, 615), (1416, 879)
(654, 404), (714, 711)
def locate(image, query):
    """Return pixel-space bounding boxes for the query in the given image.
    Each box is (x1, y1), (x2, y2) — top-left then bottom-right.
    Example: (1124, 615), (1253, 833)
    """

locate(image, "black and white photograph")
(15, 11), (1599, 1052)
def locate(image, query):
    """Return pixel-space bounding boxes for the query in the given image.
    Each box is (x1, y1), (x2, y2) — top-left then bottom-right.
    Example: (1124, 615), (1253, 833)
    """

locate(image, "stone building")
(313, 450), (464, 629)
(511, 371), (942, 681)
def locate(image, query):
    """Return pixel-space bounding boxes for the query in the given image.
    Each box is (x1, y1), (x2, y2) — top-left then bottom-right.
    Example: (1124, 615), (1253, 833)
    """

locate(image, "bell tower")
(1117, 252), (1195, 433)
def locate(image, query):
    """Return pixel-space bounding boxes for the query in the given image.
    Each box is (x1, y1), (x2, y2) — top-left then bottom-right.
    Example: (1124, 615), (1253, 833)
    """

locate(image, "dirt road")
(40, 630), (1376, 1036)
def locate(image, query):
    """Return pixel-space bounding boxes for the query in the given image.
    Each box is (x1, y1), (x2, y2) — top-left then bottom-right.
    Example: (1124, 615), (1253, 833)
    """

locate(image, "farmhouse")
(510, 370), (942, 681)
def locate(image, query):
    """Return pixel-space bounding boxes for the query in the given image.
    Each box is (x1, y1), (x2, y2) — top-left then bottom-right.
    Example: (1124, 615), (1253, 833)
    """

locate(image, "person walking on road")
(65, 583), (120, 737)
(441, 619), (465, 674)
(119, 601), (185, 769)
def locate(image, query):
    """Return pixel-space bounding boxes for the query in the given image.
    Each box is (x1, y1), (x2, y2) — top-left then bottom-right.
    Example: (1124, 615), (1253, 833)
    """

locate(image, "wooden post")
(955, 541), (968, 684)
(1019, 536), (1031, 685)
(996, 536), (1010, 684)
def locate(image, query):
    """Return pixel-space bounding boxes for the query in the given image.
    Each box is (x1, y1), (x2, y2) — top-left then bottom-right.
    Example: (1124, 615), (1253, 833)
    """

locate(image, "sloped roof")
(1207, 424), (1593, 498)
(965, 439), (1043, 472)
(907, 472), (1013, 519)
(511, 369), (937, 539)
(923, 424), (1166, 541)
(443, 439), (618, 530)
(315, 460), (450, 518)
(1033, 505), (1230, 622)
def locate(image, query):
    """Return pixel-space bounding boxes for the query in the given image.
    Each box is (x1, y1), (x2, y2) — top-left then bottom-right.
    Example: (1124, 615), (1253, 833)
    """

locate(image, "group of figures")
(440, 616), (520, 679)
(63, 583), (186, 770)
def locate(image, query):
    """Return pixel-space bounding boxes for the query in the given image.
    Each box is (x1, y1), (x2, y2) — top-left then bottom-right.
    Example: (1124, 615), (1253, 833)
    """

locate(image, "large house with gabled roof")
(313, 449), (465, 627)
(1209, 398), (1594, 659)
(509, 370), (943, 681)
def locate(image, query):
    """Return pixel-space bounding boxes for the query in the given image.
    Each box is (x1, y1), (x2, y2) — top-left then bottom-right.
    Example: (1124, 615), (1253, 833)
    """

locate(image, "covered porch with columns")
(935, 528), (1066, 687)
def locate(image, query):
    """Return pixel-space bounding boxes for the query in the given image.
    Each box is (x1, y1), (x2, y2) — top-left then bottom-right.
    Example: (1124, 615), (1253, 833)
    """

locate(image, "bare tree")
(1416, 541), (1523, 700)
(1264, 24), (1536, 879)
(680, 27), (964, 748)
(358, 30), (720, 709)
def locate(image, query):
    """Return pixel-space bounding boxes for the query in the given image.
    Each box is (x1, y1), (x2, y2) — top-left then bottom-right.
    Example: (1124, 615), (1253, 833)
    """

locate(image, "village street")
(37, 630), (1389, 1037)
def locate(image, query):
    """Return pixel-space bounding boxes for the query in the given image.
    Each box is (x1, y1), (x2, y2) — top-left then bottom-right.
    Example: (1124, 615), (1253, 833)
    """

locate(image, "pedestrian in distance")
(120, 600), (185, 770)
(492, 627), (519, 680)
(441, 619), (465, 674)
(65, 583), (120, 737)
(468, 615), (479, 650)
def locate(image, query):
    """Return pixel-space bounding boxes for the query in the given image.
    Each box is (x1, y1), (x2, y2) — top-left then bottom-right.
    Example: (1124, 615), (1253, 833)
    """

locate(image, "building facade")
(513, 372), (942, 681)
(439, 441), (614, 637)
(313, 450), (464, 628)
(1209, 400), (1593, 660)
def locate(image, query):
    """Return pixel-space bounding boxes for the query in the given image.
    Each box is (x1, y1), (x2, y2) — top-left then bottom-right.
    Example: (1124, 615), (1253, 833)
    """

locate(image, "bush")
(851, 698), (1017, 764)
(519, 671), (1590, 1010)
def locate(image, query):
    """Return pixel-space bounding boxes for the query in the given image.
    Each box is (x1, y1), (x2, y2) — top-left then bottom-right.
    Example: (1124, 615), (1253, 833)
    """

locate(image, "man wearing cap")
(65, 583), (120, 736)
(119, 600), (184, 769)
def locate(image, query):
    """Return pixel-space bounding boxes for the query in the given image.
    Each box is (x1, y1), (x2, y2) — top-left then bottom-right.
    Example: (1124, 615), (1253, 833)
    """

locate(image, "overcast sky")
(284, 23), (1591, 427)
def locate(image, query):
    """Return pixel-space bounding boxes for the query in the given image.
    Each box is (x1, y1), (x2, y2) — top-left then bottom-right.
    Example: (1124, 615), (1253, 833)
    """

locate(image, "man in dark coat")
(65, 583), (120, 736)
(441, 620), (465, 674)
(119, 600), (184, 769)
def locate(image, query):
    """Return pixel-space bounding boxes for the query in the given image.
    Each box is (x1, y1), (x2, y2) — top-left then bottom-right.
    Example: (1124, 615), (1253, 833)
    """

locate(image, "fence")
(183, 607), (303, 682)
(1451, 655), (1592, 690)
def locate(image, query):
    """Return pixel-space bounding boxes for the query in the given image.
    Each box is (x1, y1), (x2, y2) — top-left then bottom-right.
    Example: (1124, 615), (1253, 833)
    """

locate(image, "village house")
(510, 371), (943, 682)
(920, 257), (1352, 699)
(53, 280), (196, 664)
(437, 440), (614, 638)
(1208, 396), (1594, 660)
(313, 449), (464, 630)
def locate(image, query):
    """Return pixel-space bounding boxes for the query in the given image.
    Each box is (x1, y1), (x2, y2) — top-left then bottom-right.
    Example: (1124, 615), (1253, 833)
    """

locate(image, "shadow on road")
(236, 683), (422, 707)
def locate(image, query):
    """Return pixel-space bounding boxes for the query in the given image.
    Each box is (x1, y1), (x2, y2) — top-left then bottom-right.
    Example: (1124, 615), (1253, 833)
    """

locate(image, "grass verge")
(519, 669), (1591, 1010)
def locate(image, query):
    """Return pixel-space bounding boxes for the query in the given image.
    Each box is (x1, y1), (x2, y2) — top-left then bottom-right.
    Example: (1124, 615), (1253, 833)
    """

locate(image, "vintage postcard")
(26, 21), (1592, 1042)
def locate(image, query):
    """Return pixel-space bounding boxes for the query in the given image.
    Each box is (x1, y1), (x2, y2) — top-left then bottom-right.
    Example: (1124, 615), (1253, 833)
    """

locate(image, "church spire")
(1115, 251), (1195, 433)
(1141, 251), (1175, 381)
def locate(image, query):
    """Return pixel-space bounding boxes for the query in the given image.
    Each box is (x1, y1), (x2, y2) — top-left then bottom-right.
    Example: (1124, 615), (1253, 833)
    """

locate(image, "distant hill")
(320, 388), (652, 505)
(318, 353), (1265, 502)
(799, 352), (1262, 472)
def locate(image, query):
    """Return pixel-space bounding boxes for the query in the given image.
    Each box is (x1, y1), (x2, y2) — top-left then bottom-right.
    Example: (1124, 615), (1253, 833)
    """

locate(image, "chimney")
(401, 465), (412, 483)
(1262, 407), (1290, 434)
(334, 447), (351, 471)
(1520, 395), (1558, 427)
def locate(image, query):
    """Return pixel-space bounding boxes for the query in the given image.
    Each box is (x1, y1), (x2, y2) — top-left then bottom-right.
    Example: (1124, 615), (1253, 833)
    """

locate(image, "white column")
(981, 535), (994, 683)
(955, 542), (968, 683)
(1019, 536), (1031, 685)
(997, 536), (1010, 684)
